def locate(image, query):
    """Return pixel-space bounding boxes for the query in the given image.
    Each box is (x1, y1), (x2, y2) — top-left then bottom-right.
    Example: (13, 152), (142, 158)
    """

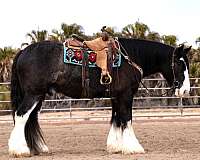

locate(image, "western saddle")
(65, 28), (117, 85)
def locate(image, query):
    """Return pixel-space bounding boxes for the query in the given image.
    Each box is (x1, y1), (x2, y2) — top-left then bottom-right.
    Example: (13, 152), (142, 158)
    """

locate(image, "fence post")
(179, 97), (183, 116)
(69, 100), (72, 118)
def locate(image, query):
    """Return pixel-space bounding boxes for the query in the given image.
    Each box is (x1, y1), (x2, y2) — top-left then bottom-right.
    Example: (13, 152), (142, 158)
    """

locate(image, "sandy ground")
(1, 116), (200, 160)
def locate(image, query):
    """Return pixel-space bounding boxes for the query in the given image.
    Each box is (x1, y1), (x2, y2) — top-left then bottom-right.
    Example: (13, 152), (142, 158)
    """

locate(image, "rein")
(140, 80), (174, 96)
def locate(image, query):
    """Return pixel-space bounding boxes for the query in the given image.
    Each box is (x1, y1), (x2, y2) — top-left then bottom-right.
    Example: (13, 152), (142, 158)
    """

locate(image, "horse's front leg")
(107, 92), (144, 154)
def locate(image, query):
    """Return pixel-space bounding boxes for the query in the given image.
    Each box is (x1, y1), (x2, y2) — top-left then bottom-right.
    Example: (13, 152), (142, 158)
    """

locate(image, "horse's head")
(171, 45), (191, 97)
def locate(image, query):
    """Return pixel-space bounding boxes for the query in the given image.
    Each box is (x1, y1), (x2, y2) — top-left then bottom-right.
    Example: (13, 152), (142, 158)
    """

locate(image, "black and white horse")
(8, 38), (191, 157)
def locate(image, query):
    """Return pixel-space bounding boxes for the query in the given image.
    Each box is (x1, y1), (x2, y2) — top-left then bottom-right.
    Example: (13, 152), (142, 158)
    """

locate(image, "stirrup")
(100, 73), (112, 85)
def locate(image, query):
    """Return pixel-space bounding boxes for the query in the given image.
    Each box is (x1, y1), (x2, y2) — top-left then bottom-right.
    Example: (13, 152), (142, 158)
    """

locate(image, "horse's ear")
(184, 46), (192, 54)
(175, 44), (184, 57)
(178, 44), (184, 51)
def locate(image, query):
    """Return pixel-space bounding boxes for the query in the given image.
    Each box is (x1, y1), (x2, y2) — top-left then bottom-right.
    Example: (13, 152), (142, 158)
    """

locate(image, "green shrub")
(0, 85), (11, 110)
(190, 63), (200, 77)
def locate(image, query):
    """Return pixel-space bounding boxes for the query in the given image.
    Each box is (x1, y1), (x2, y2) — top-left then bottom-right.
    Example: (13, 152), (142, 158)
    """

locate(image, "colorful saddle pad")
(63, 46), (121, 68)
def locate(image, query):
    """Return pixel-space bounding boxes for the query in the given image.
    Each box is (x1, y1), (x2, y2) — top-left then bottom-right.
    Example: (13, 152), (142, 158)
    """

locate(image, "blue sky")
(0, 0), (199, 48)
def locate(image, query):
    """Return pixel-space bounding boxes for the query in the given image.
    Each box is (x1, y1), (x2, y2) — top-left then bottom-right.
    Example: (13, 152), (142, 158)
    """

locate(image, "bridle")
(171, 45), (184, 90)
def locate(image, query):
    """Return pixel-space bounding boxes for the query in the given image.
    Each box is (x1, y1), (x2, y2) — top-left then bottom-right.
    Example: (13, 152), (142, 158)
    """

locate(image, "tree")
(0, 47), (18, 82)
(49, 23), (87, 42)
(61, 23), (85, 40)
(147, 31), (161, 42)
(92, 26), (122, 38)
(48, 29), (63, 42)
(134, 21), (149, 39)
(196, 36), (200, 48)
(0, 47), (16, 61)
(121, 21), (150, 39)
(122, 24), (135, 38)
(26, 30), (48, 44)
(161, 35), (178, 46)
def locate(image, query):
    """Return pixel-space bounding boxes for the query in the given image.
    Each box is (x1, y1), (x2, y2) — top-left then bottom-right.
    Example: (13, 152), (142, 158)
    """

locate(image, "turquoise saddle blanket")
(63, 46), (121, 67)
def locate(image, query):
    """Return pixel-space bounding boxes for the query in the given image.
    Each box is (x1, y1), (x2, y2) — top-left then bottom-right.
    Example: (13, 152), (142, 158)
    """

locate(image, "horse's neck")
(118, 38), (171, 78)
(138, 49), (170, 78)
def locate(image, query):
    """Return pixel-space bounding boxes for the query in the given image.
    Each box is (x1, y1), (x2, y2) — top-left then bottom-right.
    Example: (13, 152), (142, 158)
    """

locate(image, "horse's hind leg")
(9, 97), (38, 157)
(8, 94), (47, 157)
(26, 100), (49, 154)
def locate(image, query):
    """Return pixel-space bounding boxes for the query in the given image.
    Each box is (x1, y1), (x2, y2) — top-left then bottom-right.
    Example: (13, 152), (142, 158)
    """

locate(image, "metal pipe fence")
(0, 78), (200, 121)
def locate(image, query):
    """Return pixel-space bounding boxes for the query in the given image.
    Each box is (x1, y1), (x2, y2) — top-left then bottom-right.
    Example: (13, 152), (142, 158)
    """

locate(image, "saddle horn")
(101, 26), (107, 32)
(101, 26), (113, 35)
(100, 26), (110, 41)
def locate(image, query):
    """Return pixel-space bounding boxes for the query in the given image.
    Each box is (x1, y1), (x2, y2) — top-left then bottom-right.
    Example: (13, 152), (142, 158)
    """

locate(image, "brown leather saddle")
(65, 33), (118, 85)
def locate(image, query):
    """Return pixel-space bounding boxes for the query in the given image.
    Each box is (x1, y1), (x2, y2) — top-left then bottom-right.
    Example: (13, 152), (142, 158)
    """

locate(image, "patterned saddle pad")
(63, 46), (121, 68)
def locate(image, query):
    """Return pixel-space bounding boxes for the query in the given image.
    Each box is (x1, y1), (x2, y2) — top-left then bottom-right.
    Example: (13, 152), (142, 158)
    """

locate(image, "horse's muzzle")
(175, 88), (190, 97)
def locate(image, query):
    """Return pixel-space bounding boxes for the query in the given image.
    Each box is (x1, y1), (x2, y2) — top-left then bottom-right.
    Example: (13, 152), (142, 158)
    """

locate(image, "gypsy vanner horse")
(8, 38), (191, 157)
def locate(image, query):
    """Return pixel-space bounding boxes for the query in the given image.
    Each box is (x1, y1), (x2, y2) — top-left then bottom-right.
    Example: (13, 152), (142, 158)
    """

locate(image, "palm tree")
(49, 23), (87, 42)
(0, 47), (17, 61)
(147, 31), (161, 42)
(26, 29), (48, 44)
(122, 24), (135, 38)
(134, 21), (149, 39)
(61, 23), (85, 40)
(196, 37), (200, 48)
(161, 35), (178, 46)
(93, 26), (122, 38)
(48, 29), (63, 42)
(0, 47), (18, 82)
(121, 21), (150, 39)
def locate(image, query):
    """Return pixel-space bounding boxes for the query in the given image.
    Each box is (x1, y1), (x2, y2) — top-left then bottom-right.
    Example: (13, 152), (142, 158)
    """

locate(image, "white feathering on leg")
(8, 102), (38, 157)
(122, 121), (145, 154)
(107, 123), (123, 153)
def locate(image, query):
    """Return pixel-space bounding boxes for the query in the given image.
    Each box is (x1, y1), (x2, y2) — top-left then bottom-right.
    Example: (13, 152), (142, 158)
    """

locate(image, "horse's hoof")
(107, 145), (122, 154)
(122, 146), (145, 154)
(40, 144), (49, 153)
(9, 144), (31, 158)
(9, 150), (31, 158)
